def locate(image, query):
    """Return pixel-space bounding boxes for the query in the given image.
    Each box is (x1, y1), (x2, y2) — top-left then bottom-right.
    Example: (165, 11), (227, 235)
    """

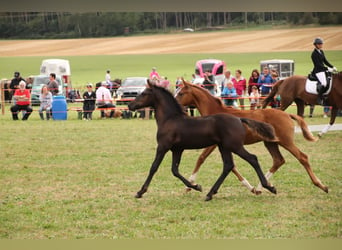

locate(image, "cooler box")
(52, 95), (67, 120)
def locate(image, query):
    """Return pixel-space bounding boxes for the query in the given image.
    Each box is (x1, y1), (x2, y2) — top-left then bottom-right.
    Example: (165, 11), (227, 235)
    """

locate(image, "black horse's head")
(128, 79), (155, 111)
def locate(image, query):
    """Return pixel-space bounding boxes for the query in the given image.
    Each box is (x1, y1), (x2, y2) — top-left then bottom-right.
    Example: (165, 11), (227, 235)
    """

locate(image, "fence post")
(144, 107), (150, 120)
(0, 79), (6, 115)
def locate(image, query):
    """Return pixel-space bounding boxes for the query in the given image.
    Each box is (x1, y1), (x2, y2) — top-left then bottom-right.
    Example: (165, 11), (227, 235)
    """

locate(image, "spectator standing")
(248, 69), (260, 95)
(96, 82), (115, 119)
(202, 70), (216, 95)
(38, 85), (53, 120)
(9, 71), (25, 103)
(234, 69), (247, 110)
(258, 67), (273, 96)
(221, 81), (237, 107)
(83, 83), (96, 120)
(10, 80), (33, 120)
(47, 73), (59, 96)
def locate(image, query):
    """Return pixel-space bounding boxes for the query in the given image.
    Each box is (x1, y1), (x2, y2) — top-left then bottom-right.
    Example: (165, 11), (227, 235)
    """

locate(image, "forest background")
(1, 12), (341, 39)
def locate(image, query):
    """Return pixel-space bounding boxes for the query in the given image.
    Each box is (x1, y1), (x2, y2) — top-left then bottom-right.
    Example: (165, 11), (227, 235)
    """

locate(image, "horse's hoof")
(195, 184), (203, 192)
(269, 186), (277, 194)
(251, 188), (262, 195)
(323, 186), (329, 193)
(135, 193), (143, 198)
(205, 195), (212, 201)
(318, 132), (323, 138)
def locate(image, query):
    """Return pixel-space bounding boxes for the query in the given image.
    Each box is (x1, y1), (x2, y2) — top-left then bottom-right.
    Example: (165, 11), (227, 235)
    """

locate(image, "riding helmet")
(313, 37), (323, 45)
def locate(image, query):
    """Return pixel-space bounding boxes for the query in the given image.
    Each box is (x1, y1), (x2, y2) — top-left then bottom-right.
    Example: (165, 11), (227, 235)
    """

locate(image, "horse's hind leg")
(294, 99), (305, 117)
(255, 142), (285, 193)
(234, 146), (277, 195)
(283, 143), (328, 193)
(279, 97), (294, 112)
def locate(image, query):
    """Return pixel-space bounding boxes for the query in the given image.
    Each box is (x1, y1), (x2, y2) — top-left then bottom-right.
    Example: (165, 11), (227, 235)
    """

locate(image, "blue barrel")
(52, 95), (68, 120)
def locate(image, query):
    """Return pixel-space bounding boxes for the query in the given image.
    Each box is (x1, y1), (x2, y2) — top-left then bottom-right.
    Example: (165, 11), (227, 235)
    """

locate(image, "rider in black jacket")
(311, 37), (336, 105)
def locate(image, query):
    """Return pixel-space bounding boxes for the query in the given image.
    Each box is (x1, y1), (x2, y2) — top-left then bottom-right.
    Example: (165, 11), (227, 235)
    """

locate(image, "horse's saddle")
(305, 73), (332, 95)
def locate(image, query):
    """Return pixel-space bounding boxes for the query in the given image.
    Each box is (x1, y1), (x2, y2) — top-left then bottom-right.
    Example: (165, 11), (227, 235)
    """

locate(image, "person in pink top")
(158, 76), (170, 90)
(233, 69), (247, 110)
(10, 80), (33, 120)
(149, 67), (160, 80)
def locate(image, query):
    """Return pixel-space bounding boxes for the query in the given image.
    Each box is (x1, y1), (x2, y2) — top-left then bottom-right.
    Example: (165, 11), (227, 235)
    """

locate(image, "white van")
(40, 59), (71, 84)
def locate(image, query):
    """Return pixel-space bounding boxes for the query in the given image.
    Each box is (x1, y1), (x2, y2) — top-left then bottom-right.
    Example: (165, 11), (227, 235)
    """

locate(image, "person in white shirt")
(96, 82), (115, 118)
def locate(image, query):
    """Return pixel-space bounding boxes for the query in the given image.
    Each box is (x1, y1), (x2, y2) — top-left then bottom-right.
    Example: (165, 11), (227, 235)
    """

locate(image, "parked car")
(194, 59), (227, 97)
(116, 77), (148, 105)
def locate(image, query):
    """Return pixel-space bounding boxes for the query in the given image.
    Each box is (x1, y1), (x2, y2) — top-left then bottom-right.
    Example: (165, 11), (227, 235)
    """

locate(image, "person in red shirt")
(10, 80), (33, 120)
(233, 69), (247, 110)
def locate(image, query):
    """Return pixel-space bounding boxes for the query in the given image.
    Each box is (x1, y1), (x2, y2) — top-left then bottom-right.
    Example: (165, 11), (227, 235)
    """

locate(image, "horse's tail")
(240, 118), (278, 142)
(289, 114), (318, 142)
(262, 79), (284, 109)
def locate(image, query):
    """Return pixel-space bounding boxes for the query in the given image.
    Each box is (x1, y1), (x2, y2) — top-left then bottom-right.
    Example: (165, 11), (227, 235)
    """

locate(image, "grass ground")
(0, 103), (341, 239)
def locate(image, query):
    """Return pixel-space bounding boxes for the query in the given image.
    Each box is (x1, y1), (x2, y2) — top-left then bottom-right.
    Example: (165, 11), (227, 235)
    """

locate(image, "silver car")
(116, 77), (148, 105)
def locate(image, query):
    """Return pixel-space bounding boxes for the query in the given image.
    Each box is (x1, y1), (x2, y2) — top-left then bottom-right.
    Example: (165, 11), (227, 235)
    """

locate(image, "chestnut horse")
(128, 80), (277, 201)
(262, 72), (342, 137)
(175, 79), (328, 194)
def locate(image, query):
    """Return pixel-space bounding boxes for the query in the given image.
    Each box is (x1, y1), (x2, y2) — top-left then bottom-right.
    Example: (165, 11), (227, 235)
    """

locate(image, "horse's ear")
(181, 78), (191, 87)
(147, 79), (154, 88)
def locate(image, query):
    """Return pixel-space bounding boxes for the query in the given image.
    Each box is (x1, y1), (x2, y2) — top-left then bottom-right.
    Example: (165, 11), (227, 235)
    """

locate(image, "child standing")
(83, 83), (96, 120)
(221, 81), (237, 107)
(249, 85), (260, 110)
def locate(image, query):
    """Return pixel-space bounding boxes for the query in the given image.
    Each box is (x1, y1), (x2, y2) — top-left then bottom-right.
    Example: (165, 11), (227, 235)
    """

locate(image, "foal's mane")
(189, 83), (225, 107)
(152, 84), (187, 115)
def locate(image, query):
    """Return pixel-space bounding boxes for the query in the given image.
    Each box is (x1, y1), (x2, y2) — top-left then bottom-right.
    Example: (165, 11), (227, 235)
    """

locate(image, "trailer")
(260, 59), (294, 79)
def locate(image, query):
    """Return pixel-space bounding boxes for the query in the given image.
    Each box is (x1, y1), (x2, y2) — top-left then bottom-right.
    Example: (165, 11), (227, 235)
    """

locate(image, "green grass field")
(1, 49), (341, 239)
(0, 115), (341, 239)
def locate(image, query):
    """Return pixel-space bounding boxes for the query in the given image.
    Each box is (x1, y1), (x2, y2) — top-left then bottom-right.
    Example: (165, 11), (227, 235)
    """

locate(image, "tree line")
(0, 12), (341, 39)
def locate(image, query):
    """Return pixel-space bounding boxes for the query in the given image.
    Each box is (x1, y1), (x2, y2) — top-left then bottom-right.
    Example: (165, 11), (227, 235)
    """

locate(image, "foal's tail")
(289, 114), (318, 142)
(240, 118), (278, 142)
(262, 79), (284, 109)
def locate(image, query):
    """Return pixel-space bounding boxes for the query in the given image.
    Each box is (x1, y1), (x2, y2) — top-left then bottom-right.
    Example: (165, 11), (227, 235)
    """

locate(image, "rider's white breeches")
(316, 72), (327, 86)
